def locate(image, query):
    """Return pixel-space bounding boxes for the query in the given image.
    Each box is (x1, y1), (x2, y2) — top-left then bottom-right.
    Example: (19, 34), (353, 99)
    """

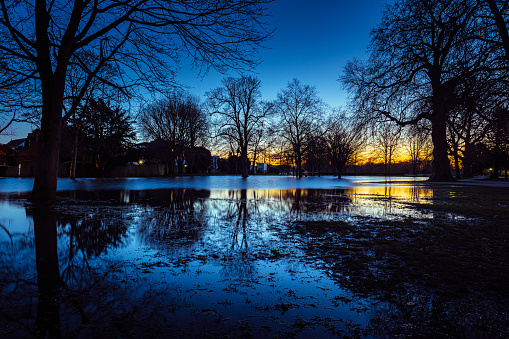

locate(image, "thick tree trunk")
(454, 153), (461, 179)
(31, 107), (63, 201)
(33, 0), (77, 201)
(252, 148), (258, 175)
(297, 153), (303, 178)
(429, 114), (453, 181)
(241, 145), (249, 178)
(462, 141), (473, 178)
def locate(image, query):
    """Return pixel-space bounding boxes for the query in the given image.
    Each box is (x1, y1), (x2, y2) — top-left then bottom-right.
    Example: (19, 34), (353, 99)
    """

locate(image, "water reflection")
(0, 175), (428, 194)
(30, 206), (62, 338)
(135, 189), (209, 249)
(1, 184), (450, 337)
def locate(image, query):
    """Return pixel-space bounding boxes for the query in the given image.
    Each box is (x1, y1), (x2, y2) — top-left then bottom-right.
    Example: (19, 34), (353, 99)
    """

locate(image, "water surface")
(3, 176), (505, 338)
(0, 175), (428, 194)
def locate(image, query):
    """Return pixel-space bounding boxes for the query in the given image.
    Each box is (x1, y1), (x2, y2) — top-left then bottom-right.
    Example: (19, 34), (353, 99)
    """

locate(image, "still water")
(1, 176), (442, 337)
(0, 175), (428, 194)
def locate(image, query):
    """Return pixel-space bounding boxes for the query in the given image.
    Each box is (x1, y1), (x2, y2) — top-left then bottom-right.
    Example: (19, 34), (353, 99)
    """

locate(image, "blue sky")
(1, 0), (390, 143)
(177, 0), (390, 107)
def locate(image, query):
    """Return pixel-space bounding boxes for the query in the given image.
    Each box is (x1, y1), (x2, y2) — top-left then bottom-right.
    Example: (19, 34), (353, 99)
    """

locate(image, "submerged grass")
(414, 185), (509, 218)
(295, 185), (509, 338)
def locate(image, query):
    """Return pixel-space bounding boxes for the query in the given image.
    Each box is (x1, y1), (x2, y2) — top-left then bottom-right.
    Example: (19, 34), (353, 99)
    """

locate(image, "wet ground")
(0, 176), (508, 338)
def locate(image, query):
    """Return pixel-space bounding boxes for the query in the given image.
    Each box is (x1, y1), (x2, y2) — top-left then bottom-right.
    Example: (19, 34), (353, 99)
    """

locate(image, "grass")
(294, 185), (509, 338)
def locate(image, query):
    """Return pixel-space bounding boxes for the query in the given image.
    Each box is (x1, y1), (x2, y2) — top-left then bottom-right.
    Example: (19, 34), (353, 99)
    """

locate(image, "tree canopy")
(206, 75), (269, 178)
(342, 0), (508, 181)
(274, 79), (323, 178)
(0, 0), (273, 200)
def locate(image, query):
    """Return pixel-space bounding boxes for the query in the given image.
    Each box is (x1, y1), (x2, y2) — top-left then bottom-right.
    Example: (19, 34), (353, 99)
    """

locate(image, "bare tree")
(372, 121), (402, 176)
(206, 76), (270, 178)
(405, 123), (432, 175)
(304, 128), (328, 176)
(250, 126), (265, 174)
(274, 79), (323, 178)
(483, 0), (509, 62)
(324, 111), (364, 178)
(0, 0), (272, 200)
(342, 0), (497, 181)
(139, 92), (207, 174)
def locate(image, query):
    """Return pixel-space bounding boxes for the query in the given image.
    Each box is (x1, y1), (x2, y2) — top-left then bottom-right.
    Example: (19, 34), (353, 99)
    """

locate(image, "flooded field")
(0, 176), (508, 338)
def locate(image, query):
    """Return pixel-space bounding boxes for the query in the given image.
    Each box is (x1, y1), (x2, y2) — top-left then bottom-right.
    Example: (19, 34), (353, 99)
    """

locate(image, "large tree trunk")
(252, 147), (258, 175)
(296, 153), (303, 178)
(241, 145), (249, 178)
(31, 105), (63, 201)
(453, 152), (461, 179)
(32, 0), (81, 201)
(429, 113), (453, 181)
(462, 141), (473, 178)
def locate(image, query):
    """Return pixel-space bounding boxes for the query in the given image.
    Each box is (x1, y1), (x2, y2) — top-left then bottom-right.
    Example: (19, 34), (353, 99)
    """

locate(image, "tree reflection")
(11, 202), (132, 337)
(31, 206), (62, 338)
(2, 186), (426, 337)
(135, 189), (209, 248)
(227, 189), (249, 251)
(283, 189), (353, 216)
(56, 206), (129, 288)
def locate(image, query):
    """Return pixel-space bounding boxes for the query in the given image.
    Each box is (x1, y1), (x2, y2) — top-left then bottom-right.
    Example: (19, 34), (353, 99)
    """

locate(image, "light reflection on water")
(0, 175), (428, 194)
(0, 182), (434, 337)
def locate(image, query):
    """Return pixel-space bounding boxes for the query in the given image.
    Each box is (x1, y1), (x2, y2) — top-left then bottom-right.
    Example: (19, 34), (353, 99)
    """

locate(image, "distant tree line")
(203, 77), (365, 178)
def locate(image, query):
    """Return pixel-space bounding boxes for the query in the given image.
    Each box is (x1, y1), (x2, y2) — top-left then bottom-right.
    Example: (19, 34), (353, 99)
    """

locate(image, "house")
(256, 162), (268, 173)
(14, 143), (39, 176)
(5, 138), (27, 151)
(15, 143), (39, 163)
(0, 145), (16, 165)
(5, 130), (39, 152)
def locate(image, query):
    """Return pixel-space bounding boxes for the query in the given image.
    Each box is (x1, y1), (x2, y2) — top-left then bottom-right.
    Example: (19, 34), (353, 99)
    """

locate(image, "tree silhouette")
(139, 93), (207, 174)
(0, 0), (272, 200)
(206, 76), (270, 178)
(405, 123), (432, 176)
(324, 112), (364, 178)
(342, 0), (497, 181)
(274, 79), (323, 178)
(80, 99), (136, 173)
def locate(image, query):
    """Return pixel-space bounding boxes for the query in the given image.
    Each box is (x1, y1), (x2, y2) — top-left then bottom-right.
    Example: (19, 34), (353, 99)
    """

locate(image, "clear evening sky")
(177, 0), (391, 107)
(0, 0), (390, 144)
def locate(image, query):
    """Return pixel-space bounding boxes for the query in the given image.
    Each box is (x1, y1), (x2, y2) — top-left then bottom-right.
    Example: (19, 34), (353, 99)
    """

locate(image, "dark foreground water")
(1, 176), (508, 338)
